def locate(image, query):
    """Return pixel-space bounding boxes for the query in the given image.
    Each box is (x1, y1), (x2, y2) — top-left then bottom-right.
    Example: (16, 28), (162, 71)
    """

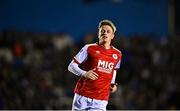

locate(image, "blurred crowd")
(0, 30), (179, 109)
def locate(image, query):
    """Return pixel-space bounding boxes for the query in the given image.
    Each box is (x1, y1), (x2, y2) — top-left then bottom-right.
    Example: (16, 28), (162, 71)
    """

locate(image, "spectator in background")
(68, 19), (122, 111)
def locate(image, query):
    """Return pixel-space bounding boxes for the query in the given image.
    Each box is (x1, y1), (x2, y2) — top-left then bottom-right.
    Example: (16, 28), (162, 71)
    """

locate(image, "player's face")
(98, 25), (114, 44)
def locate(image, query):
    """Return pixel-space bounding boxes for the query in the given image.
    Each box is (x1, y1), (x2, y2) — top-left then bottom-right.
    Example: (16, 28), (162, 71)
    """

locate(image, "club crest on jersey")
(112, 54), (118, 60)
(97, 60), (114, 74)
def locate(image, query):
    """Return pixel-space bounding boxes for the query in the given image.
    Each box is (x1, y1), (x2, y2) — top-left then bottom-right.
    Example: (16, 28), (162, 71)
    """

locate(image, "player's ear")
(111, 33), (115, 39)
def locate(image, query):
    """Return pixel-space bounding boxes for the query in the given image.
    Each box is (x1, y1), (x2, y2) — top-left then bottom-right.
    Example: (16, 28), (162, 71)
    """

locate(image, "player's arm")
(68, 60), (87, 76)
(68, 45), (98, 80)
(110, 70), (118, 93)
(110, 58), (121, 93)
(68, 61), (98, 80)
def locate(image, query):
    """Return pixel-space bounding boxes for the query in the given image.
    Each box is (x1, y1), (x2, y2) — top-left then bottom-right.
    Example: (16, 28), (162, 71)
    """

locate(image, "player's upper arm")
(73, 45), (88, 64)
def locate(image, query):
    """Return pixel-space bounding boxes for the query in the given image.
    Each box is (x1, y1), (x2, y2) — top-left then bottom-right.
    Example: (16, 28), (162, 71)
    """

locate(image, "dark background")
(0, 0), (168, 41)
(0, 0), (179, 110)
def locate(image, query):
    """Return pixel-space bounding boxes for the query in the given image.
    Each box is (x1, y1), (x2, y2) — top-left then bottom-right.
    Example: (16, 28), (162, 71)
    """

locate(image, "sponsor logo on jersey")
(97, 60), (114, 73)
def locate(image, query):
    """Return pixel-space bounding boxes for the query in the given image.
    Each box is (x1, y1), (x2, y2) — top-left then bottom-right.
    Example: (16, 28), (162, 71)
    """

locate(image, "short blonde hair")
(98, 19), (116, 33)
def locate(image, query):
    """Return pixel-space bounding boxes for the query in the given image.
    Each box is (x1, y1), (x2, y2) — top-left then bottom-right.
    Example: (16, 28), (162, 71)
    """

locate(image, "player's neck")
(99, 41), (111, 49)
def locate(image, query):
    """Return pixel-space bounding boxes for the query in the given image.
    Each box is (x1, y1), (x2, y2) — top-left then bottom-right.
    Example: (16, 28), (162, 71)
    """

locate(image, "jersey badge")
(112, 54), (118, 60)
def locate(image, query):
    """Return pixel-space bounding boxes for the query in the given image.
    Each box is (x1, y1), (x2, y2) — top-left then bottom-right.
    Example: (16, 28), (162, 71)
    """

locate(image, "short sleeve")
(74, 45), (88, 64)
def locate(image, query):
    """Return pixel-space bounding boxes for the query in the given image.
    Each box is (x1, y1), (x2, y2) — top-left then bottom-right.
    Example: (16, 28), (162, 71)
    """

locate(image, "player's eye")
(101, 29), (105, 34)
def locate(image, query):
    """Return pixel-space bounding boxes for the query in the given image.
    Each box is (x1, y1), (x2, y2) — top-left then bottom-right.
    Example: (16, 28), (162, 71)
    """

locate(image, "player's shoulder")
(84, 43), (98, 48)
(112, 46), (122, 55)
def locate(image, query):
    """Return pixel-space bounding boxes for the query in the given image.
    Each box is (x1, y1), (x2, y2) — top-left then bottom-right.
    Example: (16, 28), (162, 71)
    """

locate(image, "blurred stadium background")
(0, 0), (180, 110)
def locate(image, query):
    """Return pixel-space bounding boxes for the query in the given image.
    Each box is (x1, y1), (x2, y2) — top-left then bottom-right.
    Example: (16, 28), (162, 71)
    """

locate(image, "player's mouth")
(102, 35), (108, 39)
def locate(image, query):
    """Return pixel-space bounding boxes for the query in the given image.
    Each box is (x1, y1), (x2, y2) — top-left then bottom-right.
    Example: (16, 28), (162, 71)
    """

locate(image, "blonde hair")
(98, 19), (116, 33)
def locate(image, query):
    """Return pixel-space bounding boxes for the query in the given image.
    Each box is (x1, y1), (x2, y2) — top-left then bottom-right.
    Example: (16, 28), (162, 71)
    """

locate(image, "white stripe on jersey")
(111, 70), (117, 83)
(74, 43), (97, 64)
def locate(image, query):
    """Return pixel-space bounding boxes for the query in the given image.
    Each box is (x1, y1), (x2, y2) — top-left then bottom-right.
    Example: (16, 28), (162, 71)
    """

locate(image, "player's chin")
(99, 40), (106, 44)
(102, 39), (108, 43)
